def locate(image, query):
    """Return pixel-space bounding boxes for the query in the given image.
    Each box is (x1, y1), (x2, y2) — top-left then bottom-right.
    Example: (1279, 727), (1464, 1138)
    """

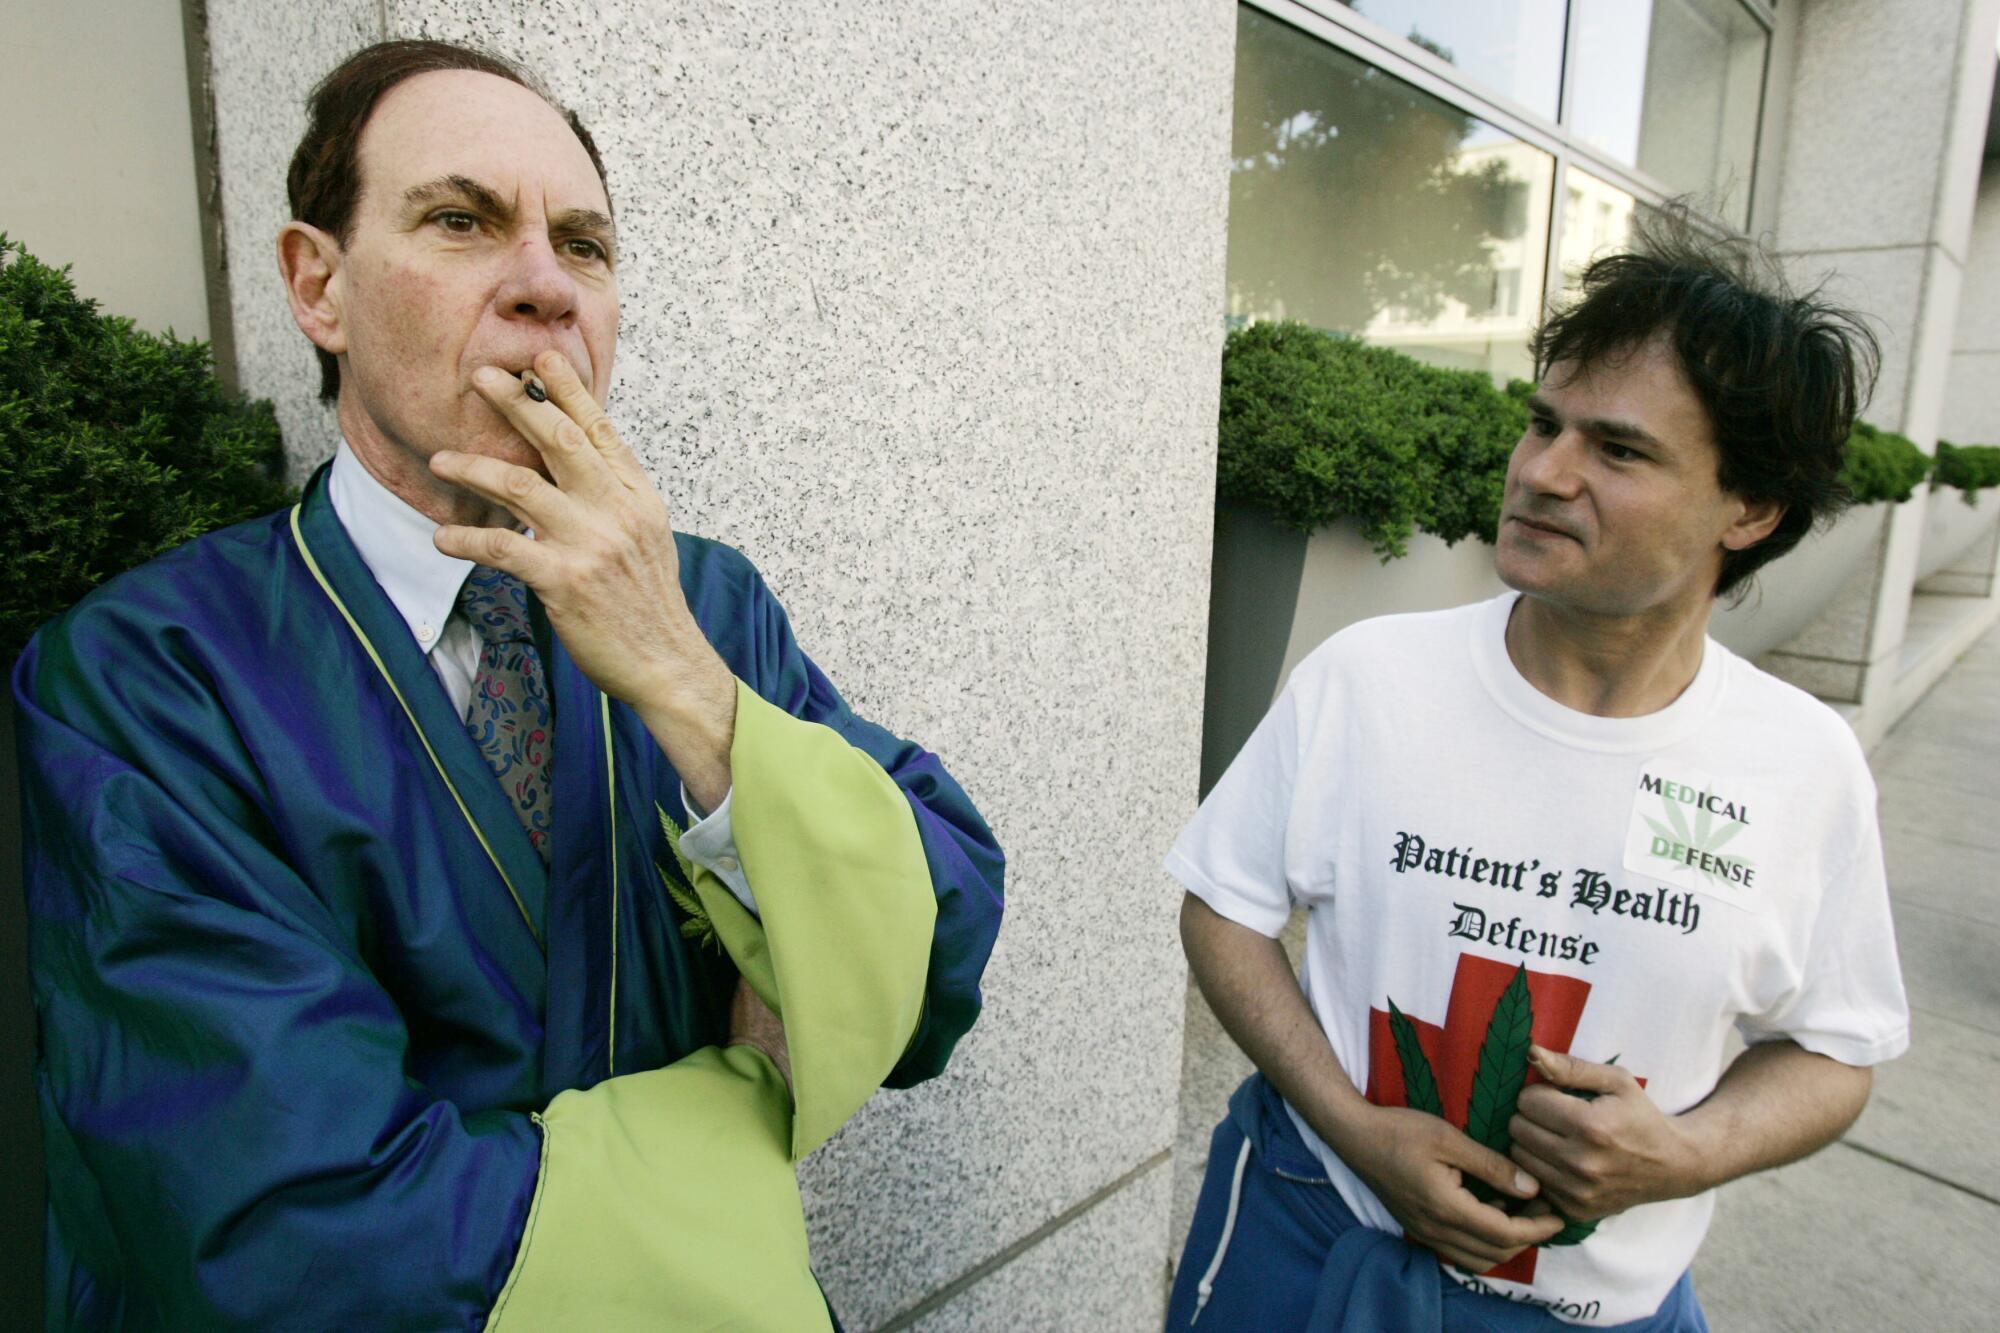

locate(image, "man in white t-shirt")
(1165, 219), (1909, 1331)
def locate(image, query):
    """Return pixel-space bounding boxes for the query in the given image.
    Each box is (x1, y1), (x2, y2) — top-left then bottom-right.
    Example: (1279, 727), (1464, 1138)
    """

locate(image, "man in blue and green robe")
(15, 37), (1003, 1331)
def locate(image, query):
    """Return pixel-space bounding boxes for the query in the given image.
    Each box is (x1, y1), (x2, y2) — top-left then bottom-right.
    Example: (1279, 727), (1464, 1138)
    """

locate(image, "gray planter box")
(1916, 487), (2000, 585)
(1711, 506), (1889, 662)
(1199, 505), (1501, 792)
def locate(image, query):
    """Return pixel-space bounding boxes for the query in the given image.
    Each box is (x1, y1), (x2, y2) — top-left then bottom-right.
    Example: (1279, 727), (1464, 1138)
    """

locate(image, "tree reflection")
(1227, 9), (1531, 342)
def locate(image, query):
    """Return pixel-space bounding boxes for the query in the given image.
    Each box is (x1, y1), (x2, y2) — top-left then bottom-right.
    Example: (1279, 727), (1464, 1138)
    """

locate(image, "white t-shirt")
(1167, 594), (1909, 1327)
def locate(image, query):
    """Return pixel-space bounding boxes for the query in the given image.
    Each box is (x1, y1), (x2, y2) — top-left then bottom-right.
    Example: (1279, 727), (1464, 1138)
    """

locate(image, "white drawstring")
(1190, 1136), (1254, 1324)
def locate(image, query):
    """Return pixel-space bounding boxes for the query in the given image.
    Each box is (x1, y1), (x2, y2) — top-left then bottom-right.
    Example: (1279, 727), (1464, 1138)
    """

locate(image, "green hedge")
(1835, 421), (1931, 506)
(1219, 322), (1952, 553)
(1216, 321), (1524, 559)
(1933, 440), (2000, 504)
(1, 235), (292, 661)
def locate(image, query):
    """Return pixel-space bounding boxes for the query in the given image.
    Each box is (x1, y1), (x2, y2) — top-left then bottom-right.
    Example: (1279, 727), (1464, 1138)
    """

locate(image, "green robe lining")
(487, 681), (936, 1329)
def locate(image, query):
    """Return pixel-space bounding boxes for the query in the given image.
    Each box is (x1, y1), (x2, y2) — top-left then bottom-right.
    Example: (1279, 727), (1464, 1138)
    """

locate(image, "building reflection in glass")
(1557, 167), (1645, 292)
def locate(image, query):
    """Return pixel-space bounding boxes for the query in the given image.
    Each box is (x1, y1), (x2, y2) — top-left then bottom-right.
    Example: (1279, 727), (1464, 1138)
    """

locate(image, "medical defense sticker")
(1622, 761), (1758, 906)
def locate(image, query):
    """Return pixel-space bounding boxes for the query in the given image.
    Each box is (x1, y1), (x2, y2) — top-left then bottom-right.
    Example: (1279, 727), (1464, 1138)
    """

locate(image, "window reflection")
(1568, 0), (1767, 226)
(1335, 0), (1568, 121)
(1227, 7), (1555, 384)
(1557, 168), (1643, 289)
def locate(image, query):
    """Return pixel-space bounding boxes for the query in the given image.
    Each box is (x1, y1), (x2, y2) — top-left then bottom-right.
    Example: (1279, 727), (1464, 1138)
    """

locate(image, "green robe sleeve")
(488, 681), (937, 1328)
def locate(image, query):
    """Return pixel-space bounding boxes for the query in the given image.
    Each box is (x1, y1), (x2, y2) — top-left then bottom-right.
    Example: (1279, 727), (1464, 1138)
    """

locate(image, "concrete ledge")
(1865, 591), (2000, 747)
(1918, 569), (1998, 595)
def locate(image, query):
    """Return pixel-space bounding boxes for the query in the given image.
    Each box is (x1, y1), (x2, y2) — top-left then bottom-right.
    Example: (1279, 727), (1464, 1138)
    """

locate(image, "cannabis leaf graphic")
(656, 804), (719, 951)
(1461, 965), (1533, 1202)
(1388, 998), (1445, 1118)
(1467, 966), (1533, 1153)
(1383, 965), (1606, 1248)
(1544, 1215), (1598, 1247)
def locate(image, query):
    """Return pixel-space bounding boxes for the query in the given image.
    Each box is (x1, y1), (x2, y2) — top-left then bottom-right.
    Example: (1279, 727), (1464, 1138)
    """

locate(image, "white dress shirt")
(327, 441), (757, 913)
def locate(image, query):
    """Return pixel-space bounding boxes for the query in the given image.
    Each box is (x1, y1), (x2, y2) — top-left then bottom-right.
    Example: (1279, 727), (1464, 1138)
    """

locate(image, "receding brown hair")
(286, 39), (611, 402)
(1532, 204), (1880, 599)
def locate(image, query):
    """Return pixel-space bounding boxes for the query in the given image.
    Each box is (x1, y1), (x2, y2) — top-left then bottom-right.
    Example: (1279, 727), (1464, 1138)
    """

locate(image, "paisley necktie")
(457, 565), (553, 864)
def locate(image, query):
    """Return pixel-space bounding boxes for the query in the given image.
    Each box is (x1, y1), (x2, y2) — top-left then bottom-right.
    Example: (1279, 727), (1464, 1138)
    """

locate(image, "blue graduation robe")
(15, 463), (1004, 1329)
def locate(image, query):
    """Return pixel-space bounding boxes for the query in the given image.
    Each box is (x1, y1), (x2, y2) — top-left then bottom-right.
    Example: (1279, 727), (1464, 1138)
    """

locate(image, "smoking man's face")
(331, 69), (619, 478)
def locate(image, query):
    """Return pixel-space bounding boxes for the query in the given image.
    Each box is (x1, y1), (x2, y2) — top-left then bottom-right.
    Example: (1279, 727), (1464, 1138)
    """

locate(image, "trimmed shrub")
(1835, 421), (1931, 506)
(1933, 440), (2000, 504)
(0, 236), (292, 662)
(1216, 321), (1525, 559)
(1217, 320), (1936, 561)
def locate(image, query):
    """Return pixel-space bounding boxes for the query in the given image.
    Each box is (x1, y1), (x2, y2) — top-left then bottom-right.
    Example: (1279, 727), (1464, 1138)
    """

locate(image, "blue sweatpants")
(1165, 1075), (1709, 1333)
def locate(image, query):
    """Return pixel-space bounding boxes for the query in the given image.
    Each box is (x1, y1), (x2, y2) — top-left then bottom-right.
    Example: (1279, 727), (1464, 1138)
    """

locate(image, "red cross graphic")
(1365, 953), (1599, 1286)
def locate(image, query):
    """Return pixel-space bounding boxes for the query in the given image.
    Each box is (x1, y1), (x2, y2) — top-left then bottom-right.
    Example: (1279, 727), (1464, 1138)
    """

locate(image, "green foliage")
(1933, 440), (2000, 504)
(1216, 321), (1525, 559)
(1835, 421), (1931, 506)
(0, 235), (292, 661)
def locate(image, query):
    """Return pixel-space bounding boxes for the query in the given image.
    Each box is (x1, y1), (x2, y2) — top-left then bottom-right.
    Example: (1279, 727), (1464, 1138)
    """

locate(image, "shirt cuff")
(679, 784), (759, 917)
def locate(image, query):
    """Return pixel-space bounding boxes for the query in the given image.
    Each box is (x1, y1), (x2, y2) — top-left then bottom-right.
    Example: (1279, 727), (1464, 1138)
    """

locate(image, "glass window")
(1334, 0), (1568, 121)
(1227, 6), (1555, 385)
(1555, 167), (1645, 290)
(1567, 0), (1768, 226)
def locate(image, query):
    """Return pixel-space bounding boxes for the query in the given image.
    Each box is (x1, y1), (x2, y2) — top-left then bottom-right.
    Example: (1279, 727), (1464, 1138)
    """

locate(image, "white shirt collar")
(326, 440), (473, 656)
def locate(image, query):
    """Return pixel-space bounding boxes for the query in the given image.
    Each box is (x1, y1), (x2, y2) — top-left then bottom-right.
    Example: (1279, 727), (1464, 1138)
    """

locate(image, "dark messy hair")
(286, 39), (611, 403)
(1531, 204), (1879, 599)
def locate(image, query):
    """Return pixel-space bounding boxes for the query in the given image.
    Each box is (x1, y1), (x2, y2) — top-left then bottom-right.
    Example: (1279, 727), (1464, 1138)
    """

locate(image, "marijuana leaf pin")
(656, 804), (719, 951)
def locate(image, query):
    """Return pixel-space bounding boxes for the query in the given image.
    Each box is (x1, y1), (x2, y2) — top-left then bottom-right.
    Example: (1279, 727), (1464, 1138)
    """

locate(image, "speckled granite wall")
(203, 2), (1235, 1325)
(203, 0), (381, 470)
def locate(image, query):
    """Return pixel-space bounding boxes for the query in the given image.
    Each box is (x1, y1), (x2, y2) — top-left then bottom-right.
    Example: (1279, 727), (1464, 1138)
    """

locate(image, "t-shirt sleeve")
(1164, 672), (1309, 938)
(1736, 813), (1911, 1067)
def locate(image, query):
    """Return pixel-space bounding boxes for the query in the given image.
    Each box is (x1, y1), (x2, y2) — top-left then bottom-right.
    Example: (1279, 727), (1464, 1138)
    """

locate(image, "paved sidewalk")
(1692, 618), (2000, 1331)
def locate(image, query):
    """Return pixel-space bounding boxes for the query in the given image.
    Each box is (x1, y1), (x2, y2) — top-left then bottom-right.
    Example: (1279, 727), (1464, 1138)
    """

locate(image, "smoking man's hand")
(429, 351), (736, 809)
(728, 977), (792, 1096)
(1340, 1103), (1564, 1273)
(1507, 1046), (1702, 1223)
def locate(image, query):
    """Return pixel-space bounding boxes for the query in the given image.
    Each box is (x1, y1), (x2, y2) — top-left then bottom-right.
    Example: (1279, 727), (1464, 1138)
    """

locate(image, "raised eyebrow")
(402, 175), (514, 221)
(550, 208), (617, 246)
(1580, 417), (1664, 449)
(1525, 396), (1662, 449)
